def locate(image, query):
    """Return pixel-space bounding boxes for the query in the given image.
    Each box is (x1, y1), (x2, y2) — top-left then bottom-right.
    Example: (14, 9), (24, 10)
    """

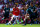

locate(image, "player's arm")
(3, 8), (5, 13)
(3, 10), (5, 13)
(33, 6), (37, 12)
(2, 8), (5, 20)
(18, 7), (23, 10)
(10, 7), (14, 13)
(34, 9), (37, 13)
(18, 7), (24, 16)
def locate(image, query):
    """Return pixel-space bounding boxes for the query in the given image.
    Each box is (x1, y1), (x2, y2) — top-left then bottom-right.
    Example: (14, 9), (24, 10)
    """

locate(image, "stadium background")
(0, 0), (40, 24)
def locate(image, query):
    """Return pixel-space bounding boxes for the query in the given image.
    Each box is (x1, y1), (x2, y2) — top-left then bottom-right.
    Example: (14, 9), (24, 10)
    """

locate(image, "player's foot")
(20, 22), (22, 24)
(6, 23), (9, 25)
(13, 23), (14, 25)
(30, 24), (32, 25)
(9, 23), (11, 25)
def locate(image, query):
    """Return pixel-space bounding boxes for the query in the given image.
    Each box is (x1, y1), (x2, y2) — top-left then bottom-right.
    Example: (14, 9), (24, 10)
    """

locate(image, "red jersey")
(13, 8), (20, 16)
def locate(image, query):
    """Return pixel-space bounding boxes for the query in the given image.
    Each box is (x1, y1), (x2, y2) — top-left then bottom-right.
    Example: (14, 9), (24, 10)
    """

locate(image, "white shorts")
(12, 15), (19, 19)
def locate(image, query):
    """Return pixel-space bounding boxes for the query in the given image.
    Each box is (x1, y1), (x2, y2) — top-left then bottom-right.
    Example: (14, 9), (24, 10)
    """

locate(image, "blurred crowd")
(0, 0), (40, 24)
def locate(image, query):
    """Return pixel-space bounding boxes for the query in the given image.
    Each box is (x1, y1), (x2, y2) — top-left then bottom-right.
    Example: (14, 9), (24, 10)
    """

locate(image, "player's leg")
(13, 15), (18, 25)
(4, 12), (7, 24)
(16, 16), (19, 24)
(13, 15), (16, 24)
(6, 13), (9, 23)
(24, 14), (29, 25)
(25, 19), (27, 25)
(24, 15), (28, 25)
(8, 15), (14, 24)
(5, 13), (10, 25)
(30, 14), (34, 25)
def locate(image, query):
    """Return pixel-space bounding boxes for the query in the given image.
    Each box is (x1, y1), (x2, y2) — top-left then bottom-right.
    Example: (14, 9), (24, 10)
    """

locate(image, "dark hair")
(30, 1), (33, 4)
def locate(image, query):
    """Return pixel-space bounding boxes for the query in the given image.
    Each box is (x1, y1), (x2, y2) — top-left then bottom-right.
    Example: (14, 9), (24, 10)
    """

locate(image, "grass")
(0, 24), (40, 27)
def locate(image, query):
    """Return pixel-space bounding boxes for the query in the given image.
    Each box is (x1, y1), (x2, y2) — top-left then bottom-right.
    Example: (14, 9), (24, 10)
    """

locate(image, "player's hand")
(3, 10), (5, 13)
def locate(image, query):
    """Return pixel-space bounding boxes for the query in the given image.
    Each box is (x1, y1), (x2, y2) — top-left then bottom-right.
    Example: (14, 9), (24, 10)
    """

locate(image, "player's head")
(30, 2), (33, 7)
(26, 4), (29, 9)
(6, 4), (8, 8)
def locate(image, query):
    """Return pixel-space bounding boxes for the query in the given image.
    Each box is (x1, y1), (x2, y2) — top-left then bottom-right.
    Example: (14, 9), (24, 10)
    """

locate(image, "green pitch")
(0, 24), (40, 27)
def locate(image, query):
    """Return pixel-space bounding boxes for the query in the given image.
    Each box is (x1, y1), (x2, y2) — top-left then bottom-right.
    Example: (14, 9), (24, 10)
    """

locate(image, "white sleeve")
(10, 8), (13, 11)
(18, 7), (21, 9)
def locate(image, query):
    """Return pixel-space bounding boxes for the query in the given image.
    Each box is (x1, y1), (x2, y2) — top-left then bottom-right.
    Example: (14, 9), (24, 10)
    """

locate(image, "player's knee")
(11, 17), (13, 19)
